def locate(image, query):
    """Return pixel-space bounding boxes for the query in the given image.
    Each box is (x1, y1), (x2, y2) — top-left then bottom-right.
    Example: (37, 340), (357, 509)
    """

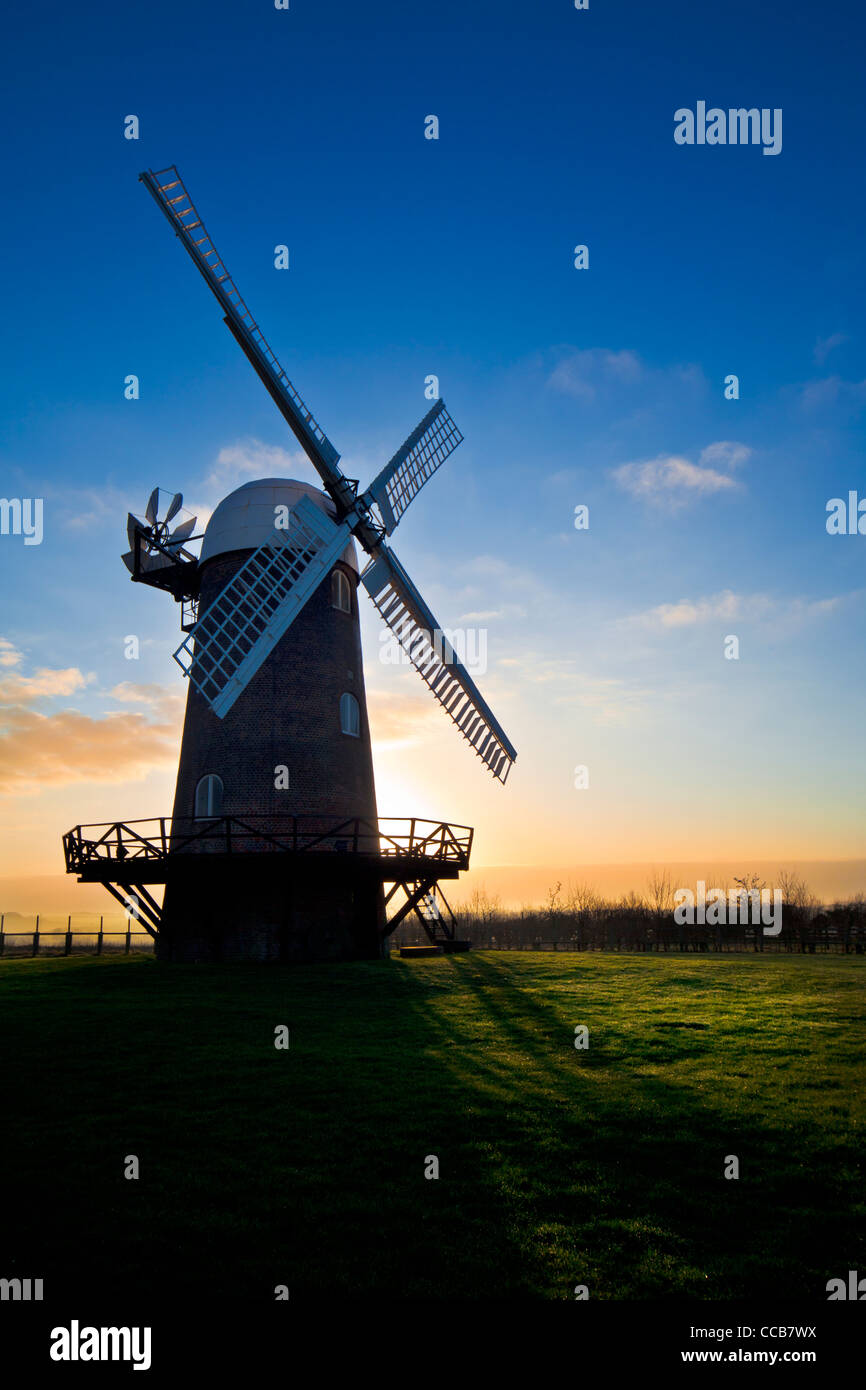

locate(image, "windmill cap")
(199, 478), (359, 572)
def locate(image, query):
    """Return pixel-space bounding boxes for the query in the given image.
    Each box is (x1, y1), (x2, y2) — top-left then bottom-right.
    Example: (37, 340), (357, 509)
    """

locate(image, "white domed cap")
(200, 478), (359, 573)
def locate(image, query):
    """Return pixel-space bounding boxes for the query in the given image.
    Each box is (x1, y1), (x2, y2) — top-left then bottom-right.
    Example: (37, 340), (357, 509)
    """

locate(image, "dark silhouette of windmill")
(63, 166), (516, 962)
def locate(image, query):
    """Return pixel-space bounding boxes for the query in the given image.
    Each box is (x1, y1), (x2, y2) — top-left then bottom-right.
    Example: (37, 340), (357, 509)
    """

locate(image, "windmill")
(62, 166), (516, 963)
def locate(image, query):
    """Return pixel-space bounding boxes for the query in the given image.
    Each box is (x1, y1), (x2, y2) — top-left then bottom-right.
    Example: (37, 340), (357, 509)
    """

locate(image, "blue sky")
(1, 0), (865, 892)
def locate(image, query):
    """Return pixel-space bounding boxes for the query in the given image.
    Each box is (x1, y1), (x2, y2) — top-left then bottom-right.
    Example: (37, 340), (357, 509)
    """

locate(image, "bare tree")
(564, 880), (602, 915)
(618, 888), (647, 911)
(647, 869), (674, 914)
(546, 881), (563, 919)
(467, 885), (501, 925)
(732, 871), (766, 893)
(777, 870), (818, 920)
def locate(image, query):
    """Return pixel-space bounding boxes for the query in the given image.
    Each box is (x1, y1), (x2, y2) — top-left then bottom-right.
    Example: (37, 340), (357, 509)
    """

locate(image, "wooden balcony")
(63, 814), (474, 885)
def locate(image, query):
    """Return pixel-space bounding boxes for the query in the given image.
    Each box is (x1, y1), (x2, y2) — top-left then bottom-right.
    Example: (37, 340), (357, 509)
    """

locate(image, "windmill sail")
(139, 167), (344, 493)
(139, 164), (517, 781)
(363, 400), (463, 534)
(361, 546), (516, 783)
(174, 496), (354, 718)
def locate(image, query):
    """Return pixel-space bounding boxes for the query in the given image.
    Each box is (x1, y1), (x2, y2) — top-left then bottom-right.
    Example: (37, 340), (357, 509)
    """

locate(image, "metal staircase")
(415, 887), (454, 943)
(384, 881), (470, 953)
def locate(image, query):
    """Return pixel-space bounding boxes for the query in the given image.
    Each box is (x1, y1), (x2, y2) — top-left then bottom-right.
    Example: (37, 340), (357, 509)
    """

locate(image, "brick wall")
(161, 545), (385, 961)
(170, 552), (378, 825)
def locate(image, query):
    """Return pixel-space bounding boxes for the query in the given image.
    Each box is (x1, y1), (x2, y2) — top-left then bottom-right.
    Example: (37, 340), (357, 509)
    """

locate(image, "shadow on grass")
(397, 953), (864, 1299)
(0, 953), (862, 1301)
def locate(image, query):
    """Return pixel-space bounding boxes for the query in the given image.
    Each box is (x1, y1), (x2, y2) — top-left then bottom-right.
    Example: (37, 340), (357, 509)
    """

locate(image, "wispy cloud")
(550, 348), (644, 401)
(548, 347), (703, 404)
(0, 707), (178, 795)
(366, 687), (444, 751)
(611, 441), (750, 509)
(496, 653), (647, 725)
(59, 485), (131, 532)
(813, 332), (849, 366)
(0, 639), (22, 670)
(697, 440), (751, 472)
(0, 639), (91, 704)
(797, 375), (866, 413)
(0, 652), (181, 795)
(550, 672), (650, 725)
(621, 589), (848, 632)
(423, 553), (544, 626)
(108, 682), (186, 724)
(200, 439), (308, 501)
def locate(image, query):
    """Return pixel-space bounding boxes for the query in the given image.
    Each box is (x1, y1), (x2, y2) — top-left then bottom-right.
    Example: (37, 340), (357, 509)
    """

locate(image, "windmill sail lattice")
(362, 549), (516, 783)
(174, 496), (353, 717)
(364, 400), (464, 535)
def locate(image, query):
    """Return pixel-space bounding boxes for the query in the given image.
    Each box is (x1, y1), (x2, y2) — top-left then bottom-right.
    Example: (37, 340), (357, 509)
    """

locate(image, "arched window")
(194, 773), (224, 819)
(331, 568), (351, 613)
(340, 692), (360, 738)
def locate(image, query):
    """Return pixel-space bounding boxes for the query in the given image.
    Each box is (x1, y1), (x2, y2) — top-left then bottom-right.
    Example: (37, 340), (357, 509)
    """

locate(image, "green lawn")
(1, 951), (863, 1301)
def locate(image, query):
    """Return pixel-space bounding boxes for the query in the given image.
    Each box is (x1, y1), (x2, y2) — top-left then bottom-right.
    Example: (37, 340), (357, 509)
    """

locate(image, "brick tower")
(158, 478), (383, 963)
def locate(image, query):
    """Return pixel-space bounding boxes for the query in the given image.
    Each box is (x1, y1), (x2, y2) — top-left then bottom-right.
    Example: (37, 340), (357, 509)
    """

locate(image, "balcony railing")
(63, 815), (473, 874)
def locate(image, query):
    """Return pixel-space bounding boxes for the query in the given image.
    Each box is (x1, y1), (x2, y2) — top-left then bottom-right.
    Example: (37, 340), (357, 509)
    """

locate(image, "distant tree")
(777, 870), (818, 916)
(618, 889), (646, 911)
(546, 881), (563, 919)
(466, 886), (501, 925)
(647, 869), (674, 914)
(565, 880), (602, 915)
(732, 871), (766, 894)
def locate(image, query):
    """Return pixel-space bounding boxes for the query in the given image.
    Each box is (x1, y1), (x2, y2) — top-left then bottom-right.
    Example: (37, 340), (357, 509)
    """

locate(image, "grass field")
(1, 951), (863, 1301)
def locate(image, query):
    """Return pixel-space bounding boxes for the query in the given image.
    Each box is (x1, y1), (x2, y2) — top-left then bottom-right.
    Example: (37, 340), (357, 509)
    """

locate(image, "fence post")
(65, 914), (73, 956)
(125, 920), (132, 954)
(33, 914), (40, 957)
(0, 913), (4, 956)
(96, 915), (104, 956)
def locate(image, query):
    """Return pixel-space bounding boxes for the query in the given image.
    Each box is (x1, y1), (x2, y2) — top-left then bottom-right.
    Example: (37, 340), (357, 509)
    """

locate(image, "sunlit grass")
(0, 952), (863, 1300)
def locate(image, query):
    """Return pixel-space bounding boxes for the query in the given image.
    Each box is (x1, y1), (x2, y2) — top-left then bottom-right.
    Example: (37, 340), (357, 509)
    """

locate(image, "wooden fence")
(0, 915), (155, 957)
(391, 931), (866, 954)
(392, 908), (866, 955)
